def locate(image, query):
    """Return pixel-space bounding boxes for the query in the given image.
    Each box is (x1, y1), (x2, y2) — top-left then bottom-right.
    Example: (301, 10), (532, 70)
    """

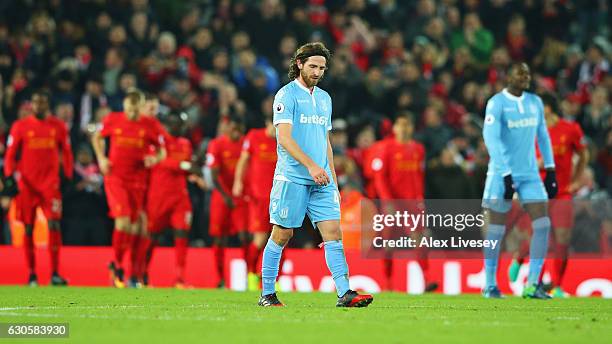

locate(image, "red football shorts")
(209, 191), (247, 237)
(14, 184), (62, 225)
(248, 196), (271, 233)
(104, 176), (146, 222)
(147, 195), (192, 233)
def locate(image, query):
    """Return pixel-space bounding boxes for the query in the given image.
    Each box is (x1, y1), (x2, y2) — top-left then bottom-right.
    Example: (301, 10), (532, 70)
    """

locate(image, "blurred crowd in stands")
(0, 0), (609, 248)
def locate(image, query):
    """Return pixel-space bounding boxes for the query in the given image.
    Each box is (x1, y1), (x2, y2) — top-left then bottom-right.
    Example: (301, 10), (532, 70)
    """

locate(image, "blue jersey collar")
(502, 88), (525, 102)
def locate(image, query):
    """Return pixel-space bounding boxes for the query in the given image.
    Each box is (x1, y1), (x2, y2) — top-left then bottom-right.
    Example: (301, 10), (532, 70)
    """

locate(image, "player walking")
(507, 94), (588, 297)
(146, 113), (195, 288)
(4, 91), (74, 286)
(258, 42), (373, 307)
(91, 90), (165, 288)
(206, 115), (246, 288)
(481, 63), (558, 299)
(233, 115), (278, 291)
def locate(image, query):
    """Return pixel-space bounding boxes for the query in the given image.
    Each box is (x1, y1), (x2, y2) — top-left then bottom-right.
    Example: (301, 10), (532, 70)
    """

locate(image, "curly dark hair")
(288, 42), (331, 80)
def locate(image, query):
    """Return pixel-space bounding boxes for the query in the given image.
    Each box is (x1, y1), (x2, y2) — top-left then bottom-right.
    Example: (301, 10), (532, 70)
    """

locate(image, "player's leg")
(549, 199), (573, 297)
(171, 203), (192, 288)
(231, 200), (249, 287)
(128, 186), (149, 287)
(246, 197), (270, 291)
(209, 191), (230, 288)
(259, 225), (293, 304)
(15, 188), (38, 286)
(127, 218), (144, 288)
(110, 216), (130, 288)
(259, 180), (306, 306)
(43, 190), (67, 286)
(508, 207), (532, 283)
(519, 178), (552, 299)
(309, 183), (373, 307)
(481, 174), (511, 298)
(104, 177), (132, 288)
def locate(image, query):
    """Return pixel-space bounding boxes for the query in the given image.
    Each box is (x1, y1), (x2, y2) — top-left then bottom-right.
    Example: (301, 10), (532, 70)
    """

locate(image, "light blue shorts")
(482, 174), (548, 213)
(269, 179), (341, 229)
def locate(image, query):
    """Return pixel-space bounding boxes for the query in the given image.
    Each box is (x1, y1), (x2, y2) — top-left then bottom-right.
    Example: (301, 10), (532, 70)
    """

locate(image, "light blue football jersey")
(483, 89), (555, 179)
(272, 79), (333, 185)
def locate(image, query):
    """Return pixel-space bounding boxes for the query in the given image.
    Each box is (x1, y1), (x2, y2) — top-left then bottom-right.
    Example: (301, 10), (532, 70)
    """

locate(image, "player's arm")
(144, 136), (167, 168)
(482, 97), (512, 176)
(372, 145), (393, 200)
(326, 134), (338, 187)
(91, 127), (110, 175)
(4, 123), (22, 177)
(277, 123), (329, 185)
(536, 102), (555, 172)
(206, 141), (233, 207)
(58, 124), (74, 179)
(232, 150), (250, 197)
(536, 97), (557, 198)
(571, 125), (589, 191)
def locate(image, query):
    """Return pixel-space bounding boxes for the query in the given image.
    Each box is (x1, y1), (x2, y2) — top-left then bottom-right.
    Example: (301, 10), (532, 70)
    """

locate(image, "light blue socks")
(528, 217), (551, 285)
(324, 240), (350, 297)
(261, 238), (283, 296)
(484, 224), (505, 288)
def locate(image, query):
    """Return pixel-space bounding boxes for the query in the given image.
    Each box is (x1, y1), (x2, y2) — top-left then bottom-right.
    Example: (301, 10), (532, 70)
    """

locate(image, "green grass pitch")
(0, 287), (610, 344)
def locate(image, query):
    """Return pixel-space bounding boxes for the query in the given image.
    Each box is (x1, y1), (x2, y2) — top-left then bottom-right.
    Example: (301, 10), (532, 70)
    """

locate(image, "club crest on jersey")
(300, 114), (327, 125)
(274, 102), (285, 114)
(321, 100), (329, 112)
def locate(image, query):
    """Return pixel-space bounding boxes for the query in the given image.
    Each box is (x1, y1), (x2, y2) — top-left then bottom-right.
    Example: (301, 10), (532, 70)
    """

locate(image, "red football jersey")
(545, 119), (587, 198)
(148, 135), (192, 200)
(206, 135), (244, 194)
(100, 112), (164, 183)
(372, 138), (426, 200)
(243, 128), (276, 199)
(4, 114), (73, 192)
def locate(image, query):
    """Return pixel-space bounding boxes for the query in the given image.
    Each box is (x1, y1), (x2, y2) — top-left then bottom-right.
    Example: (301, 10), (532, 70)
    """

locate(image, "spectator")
(450, 12), (494, 68)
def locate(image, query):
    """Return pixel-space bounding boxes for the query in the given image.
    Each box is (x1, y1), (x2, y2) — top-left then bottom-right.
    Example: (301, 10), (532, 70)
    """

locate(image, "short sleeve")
(99, 114), (114, 137)
(273, 88), (295, 126)
(572, 123), (587, 151)
(206, 140), (220, 168)
(326, 96), (332, 131)
(242, 131), (253, 153)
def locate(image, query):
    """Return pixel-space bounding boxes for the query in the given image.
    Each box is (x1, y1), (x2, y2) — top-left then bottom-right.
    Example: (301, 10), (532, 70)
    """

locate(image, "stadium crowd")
(0, 0), (610, 252)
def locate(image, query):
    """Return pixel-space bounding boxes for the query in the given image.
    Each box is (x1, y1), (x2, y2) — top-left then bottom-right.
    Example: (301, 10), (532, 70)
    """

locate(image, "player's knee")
(271, 225), (292, 246)
(555, 229), (571, 244)
(115, 217), (131, 231)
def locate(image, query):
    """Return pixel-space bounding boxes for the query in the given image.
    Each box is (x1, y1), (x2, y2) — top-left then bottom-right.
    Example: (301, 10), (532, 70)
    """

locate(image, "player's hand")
(544, 170), (558, 199)
(232, 180), (243, 197)
(98, 157), (111, 175)
(144, 155), (159, 168)
(308, 165), (330, 186)
(503, 175), (515, 200)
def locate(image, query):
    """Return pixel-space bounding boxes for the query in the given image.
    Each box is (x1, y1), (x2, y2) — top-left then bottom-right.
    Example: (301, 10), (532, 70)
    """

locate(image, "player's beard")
(301, 70), (320, 88)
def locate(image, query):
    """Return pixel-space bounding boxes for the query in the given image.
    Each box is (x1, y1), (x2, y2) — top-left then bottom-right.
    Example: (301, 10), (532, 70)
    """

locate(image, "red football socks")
(48, 230), (62, 273)
(23, 234), (35, 274)
(175, 237), (188, 280)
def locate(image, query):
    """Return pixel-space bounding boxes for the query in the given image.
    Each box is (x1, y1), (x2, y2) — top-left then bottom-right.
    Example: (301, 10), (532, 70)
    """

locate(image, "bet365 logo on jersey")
(300, 114), (327, 125)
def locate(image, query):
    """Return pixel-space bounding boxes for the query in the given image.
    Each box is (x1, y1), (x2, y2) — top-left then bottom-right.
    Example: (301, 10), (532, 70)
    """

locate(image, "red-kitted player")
(91, 90), (165, 288)
(372, 114), (436, 292)
(233, 115), (278, 291)
(137, 93), (169, 287)
(206, 114), (246, 288)
(147, 113), (196, 288)
(4, 90), (74, 286)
